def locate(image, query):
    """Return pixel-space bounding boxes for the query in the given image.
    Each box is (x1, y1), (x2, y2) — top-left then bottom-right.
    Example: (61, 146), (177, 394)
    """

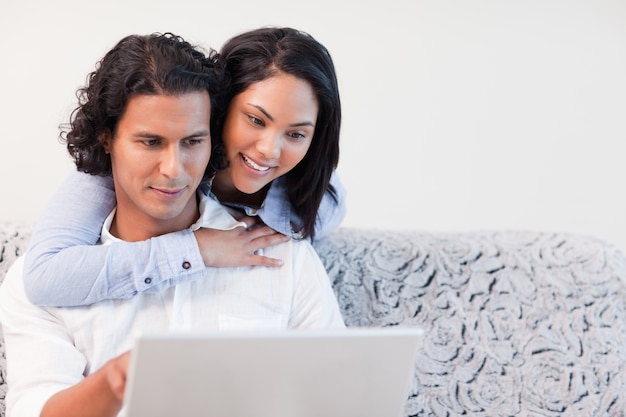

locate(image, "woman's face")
(215, 72), (318, 200)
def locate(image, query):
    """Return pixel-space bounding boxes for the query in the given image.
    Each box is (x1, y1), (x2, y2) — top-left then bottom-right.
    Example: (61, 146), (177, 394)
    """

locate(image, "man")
(0, 32), (344, 417)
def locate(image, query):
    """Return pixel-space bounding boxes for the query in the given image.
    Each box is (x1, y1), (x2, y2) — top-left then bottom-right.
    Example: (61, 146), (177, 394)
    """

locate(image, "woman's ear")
(100, 130), (112, 154)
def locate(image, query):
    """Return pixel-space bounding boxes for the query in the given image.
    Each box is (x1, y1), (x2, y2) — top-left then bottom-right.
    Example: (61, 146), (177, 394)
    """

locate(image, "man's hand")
(104, 351), (131, 402)
(41, 350), (131, 417)
(193, 217), (290, 268)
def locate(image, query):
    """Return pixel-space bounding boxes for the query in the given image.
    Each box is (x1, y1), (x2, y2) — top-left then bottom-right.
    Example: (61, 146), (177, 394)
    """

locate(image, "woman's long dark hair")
(220, 27), (341, 239)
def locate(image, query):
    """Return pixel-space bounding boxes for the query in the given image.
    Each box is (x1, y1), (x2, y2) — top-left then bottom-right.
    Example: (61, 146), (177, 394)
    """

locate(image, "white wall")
(1, 0), (625, 251)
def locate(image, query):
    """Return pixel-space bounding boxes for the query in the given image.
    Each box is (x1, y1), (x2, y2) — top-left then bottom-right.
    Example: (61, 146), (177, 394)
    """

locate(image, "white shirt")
(0, 192), (345, 417)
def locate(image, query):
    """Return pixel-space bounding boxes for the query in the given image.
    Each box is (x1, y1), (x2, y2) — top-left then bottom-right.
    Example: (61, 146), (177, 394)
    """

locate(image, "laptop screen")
(123, 328), (422, 417)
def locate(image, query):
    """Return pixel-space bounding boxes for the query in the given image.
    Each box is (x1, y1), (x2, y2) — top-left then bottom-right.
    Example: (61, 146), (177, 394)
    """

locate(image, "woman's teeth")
(243, 155), (270, 171)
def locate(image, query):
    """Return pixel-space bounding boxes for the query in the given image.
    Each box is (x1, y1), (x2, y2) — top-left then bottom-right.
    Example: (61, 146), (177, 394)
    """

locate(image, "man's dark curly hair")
(61, 32), (224, 180)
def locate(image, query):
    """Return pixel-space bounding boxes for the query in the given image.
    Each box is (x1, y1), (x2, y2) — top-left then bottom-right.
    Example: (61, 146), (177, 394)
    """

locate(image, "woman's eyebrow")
(248, 103), (315, 127)
(248, 103), (274, 121)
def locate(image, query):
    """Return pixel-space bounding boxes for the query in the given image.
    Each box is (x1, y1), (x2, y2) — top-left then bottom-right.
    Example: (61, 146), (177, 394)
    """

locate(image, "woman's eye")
(289, 132), (307, 140)
(248, 115), (264, 126)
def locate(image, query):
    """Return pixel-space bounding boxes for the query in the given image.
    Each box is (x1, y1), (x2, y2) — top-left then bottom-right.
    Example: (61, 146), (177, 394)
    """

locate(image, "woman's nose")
(256, 132), (281, 160)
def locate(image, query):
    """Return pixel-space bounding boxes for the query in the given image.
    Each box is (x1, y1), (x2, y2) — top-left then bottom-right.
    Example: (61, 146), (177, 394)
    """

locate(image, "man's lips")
(150, 187), (186, 199)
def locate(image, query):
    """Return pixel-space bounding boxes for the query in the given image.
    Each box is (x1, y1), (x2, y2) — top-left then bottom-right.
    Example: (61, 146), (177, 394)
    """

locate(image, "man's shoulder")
(1, 255), (25, 286)
(288, 238), (325, 267)
(0, 255), (27, 310)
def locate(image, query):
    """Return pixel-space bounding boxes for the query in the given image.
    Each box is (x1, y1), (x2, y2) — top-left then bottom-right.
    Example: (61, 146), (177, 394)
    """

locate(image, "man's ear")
(100, 130), (113, 154)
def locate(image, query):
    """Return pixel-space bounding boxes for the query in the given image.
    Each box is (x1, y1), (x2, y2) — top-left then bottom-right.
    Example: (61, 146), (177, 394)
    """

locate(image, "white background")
(1, 0), (625, 251)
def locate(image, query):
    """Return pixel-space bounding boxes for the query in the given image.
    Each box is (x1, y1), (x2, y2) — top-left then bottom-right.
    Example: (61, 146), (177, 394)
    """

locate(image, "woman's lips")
(242, 154), (272, 172)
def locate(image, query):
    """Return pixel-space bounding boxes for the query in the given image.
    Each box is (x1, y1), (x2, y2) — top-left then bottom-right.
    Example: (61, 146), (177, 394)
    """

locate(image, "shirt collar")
(100, 191), (247, 244)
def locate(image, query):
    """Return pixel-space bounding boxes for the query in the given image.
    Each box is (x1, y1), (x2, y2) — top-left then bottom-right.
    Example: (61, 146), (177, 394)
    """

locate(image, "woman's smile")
(241, 153), (273, 172)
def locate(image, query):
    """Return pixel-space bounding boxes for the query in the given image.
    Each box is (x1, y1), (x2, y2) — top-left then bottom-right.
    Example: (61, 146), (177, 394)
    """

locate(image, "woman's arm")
(23, 171), (287, 307)
(23, 169), (345, 307)
(23, 171), (206, 306)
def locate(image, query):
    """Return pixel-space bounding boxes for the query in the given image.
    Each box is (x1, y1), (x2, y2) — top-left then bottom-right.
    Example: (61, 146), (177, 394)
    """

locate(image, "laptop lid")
(123, 327), (422, 417)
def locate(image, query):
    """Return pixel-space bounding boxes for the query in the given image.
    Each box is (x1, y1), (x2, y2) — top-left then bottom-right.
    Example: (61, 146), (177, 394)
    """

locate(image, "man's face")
(103, 92), (212, 241)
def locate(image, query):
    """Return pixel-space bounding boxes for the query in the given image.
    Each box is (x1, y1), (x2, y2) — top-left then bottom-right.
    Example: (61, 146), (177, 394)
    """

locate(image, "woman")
(23, 27), (345, 306)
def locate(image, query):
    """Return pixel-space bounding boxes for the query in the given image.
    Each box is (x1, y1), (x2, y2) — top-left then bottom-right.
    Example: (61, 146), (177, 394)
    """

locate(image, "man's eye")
(184, 139), (203, 146)
(142, 139), (160, 147)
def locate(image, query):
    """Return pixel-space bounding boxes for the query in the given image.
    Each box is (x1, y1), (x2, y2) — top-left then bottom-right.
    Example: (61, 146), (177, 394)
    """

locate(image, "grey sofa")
(1, 221), (626, 416)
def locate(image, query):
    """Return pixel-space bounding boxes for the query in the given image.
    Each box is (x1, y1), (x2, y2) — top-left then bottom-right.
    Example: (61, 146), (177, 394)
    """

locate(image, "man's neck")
(110, 198), (200, 242)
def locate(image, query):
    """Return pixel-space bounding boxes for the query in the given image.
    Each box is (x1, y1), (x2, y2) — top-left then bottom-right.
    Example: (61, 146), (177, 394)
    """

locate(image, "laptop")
(123, 327), (423, 417)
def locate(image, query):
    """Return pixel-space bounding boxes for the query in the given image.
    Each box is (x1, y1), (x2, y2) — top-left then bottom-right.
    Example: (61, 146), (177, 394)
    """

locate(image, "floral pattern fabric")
(314, 229), (626, 417)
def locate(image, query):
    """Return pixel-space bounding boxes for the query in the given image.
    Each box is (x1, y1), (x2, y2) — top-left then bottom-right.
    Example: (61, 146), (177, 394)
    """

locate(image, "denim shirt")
(23, 170), (346, 307)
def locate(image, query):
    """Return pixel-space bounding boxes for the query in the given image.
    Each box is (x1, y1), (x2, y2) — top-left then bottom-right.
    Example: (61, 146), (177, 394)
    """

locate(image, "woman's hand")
(193, 217), (290, 268)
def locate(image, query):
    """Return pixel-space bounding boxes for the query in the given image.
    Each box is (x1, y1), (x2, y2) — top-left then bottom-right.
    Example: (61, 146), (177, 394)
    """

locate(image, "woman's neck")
(211, 170), (268, 208)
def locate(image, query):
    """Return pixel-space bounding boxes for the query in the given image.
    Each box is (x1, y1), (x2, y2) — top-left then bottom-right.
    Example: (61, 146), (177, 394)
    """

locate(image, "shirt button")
(144, 277), (152, 285)
(182, 261), (191, 270)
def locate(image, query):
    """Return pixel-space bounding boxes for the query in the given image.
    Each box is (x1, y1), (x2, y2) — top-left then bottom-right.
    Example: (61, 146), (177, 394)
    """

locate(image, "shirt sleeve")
(287, 240), (346, 329)
(313, 170), (347, 240)
(0, 257), (87, 417)
(259, 170), (347, 240)
(23, 170), (206, 307)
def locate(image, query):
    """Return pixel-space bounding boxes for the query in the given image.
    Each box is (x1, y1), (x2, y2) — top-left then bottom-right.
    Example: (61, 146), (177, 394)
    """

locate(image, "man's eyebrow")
(133, 130), (210, 139)
(133, 132), (163, 139)
(248, 103), (315, 128)
(183, 130), (211, 139)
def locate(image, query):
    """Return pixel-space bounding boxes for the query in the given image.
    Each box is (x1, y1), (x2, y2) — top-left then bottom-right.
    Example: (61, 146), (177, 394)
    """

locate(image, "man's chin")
(145, 203), (193, 222)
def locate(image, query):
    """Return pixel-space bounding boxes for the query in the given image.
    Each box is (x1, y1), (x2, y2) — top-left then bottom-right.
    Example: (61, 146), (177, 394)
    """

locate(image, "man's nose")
(160, 146), (183, 178)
